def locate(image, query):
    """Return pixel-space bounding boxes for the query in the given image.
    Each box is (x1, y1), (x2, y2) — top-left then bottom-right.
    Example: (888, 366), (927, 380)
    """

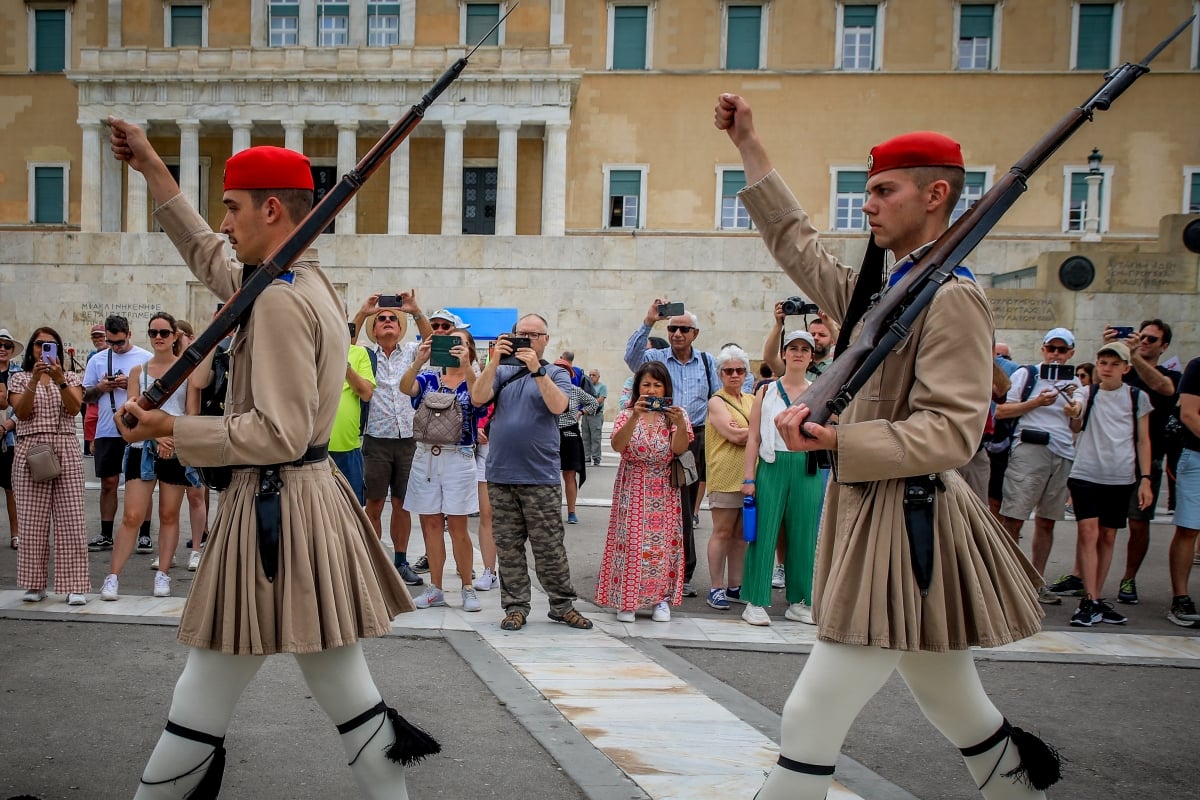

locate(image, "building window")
(1184, 168), (1200, 214)
(1062, 165), (1113, 233)
(318, 2), (350, 46)
(367, 1), (400, 46)
(832, 170), (868, 231)
(950, 170), (990, 223)
(724, 4), (764, 70)
(609, 4), (651, 70)
(29, 163), (68, 224)
(464, 3), (502, 46)
(957, 3), (994, 70)
(838, 4), (879, 71)
(167, 3), (205, 48)
(605, 166), (646, 229)
(1073, 2), (1118, 70)
(268, 0), (299, 46)
(717, 168), (751, 230)
(30, 7), (68, 73)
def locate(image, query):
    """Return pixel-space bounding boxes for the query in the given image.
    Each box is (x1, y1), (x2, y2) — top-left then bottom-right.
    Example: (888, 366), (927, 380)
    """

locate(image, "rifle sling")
(833, 234), (886, 361)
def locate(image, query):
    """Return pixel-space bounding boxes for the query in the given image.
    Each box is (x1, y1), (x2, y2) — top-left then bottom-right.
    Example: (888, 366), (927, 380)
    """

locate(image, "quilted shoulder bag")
(413, 389), (463, 446)
(25, 442), (62, 483)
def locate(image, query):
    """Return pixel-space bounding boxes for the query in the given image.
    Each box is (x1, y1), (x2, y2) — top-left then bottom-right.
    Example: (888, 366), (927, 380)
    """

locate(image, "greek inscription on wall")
(985, 290), (1068, 330)
(1102, 256), (1189, 293)
(78, 302), (164, 324)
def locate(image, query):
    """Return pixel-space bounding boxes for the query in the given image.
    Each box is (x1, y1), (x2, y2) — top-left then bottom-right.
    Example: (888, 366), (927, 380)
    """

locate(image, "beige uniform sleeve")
(154, 193), (242, 301)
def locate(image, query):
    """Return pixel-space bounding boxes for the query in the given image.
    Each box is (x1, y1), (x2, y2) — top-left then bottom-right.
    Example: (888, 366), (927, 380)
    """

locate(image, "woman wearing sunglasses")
(704, 345), (756, 611)
(99, 312), (193, 601)
(6, 327), (88, 604)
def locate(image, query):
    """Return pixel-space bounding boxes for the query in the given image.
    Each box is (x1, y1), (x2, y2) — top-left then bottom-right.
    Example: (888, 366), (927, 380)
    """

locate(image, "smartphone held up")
(41, 342), (58, 364)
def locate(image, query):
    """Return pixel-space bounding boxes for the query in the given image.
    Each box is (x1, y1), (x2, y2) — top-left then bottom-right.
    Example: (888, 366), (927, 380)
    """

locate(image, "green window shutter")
(610, 170), (641, 198)
(466, 4), (500, 45)
(726, 5), (762, 69)
(271, 2), (300, 17)
(34, 10), (66, 72)
(1076, 4), (1114, 69)
(965, 171), (986, 190)
(1190, 173), (1200, 212)
(1070, 172), (1089, 204)
(612, 5), (648, 69)
(722, 170), (746, 197)
(34, 167), (64, 224)
(842, 5), (877, 29)
(171, 5), (204, 47)
(959, 4), (993, 39)
(837, 171), (867, 193)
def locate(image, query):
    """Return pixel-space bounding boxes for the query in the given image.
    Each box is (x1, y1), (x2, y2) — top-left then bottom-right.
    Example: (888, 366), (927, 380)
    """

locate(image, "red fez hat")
(867, 132), (964, 178)
(224, 146), (314, 192)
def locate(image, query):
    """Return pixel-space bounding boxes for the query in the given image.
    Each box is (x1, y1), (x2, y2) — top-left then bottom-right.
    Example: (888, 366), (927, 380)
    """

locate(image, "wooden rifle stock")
(800, 15), (1194, 428)
(121, 5), (519, 429)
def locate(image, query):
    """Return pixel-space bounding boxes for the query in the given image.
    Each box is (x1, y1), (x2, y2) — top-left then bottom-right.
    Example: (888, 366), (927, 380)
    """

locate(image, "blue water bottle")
(742, 494), (757, 543)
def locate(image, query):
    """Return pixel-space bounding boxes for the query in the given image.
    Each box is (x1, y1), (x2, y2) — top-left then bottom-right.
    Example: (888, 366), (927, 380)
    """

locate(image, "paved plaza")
(2, 445), (1198, 799)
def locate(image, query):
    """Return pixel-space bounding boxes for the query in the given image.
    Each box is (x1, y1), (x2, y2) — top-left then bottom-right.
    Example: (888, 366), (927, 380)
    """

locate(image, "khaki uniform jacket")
(740, 171), (1041, 652)
(156, 193), (411, 655)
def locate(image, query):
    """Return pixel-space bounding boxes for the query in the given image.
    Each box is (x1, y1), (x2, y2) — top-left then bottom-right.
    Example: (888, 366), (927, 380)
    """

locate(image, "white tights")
(755, 642), (1046, 800)
(135, 644), (408, 799)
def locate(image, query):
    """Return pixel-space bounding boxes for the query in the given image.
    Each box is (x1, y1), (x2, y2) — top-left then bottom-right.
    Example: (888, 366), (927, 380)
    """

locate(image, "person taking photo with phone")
(6, 327), (88, 605)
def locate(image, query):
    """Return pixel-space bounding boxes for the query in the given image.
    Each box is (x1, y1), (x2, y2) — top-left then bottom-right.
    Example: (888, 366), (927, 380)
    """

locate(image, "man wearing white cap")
(997, 327), (1083, 597)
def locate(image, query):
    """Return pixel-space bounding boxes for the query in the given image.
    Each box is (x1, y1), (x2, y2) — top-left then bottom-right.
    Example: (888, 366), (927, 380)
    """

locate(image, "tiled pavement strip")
(5, 539), (1200, 800)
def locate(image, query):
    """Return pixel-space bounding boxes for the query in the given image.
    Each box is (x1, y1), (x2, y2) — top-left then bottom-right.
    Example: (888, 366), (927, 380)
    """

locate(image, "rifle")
(801, 16), (1194, 428)
(122, 4), (517, 429)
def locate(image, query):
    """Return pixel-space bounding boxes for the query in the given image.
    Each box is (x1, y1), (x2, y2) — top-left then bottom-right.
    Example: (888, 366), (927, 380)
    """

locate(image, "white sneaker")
(150, 555), (176, 570)
(21, 589), (47, 603)
(100, 574), (119, 601)
(461, 586), (481, 612)
(742, 604), (771, 626)
(616, 610), (636, 623)
(771, 564), (786, 589)
(651, 601), (671, 622)
(472, 567), (499, 591)
(413, 585), (446, 609)
(67, 593), (88, 606)
(153, 571), (172, 598)
(188, 550), (202, 571)
(784, 602), (815, 625)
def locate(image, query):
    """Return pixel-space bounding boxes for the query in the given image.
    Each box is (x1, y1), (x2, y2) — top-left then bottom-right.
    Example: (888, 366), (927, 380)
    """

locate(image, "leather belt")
(233, 443), (329, 471)
(253, 443), (329, 582)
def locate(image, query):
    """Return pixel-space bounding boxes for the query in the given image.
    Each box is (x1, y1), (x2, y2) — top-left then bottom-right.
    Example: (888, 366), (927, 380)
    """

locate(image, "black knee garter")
(960, 718), (1063, 792)
(139, 720), (226, 800)
(336, 700), (441, 767)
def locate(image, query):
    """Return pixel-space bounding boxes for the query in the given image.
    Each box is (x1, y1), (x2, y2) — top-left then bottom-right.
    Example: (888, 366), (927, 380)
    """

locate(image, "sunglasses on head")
(1140, 334), (1160, 344)
(147, 328), (174, 338)
(666, 325), (695, 334)
(721, 367), (746, 376)
(375, 314), (399, 323)
(1043, 344), (1071, 354)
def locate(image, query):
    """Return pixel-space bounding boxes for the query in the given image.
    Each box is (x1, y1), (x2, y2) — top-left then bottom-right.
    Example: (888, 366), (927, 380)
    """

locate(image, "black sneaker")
(1168, 596), (1200, 628)
(1117, 578), (1139, 605)
(681, 582), (698, 598)
(1069, 598), (1100, 627)
(397, 562), (424, 587)
(413, 555), (430, 574)
(1095, 599), (1127, 625)
(1047, 574), (1085, 597)
(87, 534), (113, 551)
(135, 535), (154, 554)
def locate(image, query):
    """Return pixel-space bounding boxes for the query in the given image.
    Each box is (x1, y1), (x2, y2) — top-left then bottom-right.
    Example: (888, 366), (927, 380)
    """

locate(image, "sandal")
(500, 610), (526, 631)
(547, 608), (593, 630)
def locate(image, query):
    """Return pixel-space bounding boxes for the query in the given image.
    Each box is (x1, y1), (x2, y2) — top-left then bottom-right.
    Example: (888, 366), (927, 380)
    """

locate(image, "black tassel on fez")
(1003, 725), (1064, 791)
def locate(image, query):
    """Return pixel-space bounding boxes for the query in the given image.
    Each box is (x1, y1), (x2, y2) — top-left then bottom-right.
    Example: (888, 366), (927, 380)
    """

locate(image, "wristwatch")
(533, 365), (547, 378)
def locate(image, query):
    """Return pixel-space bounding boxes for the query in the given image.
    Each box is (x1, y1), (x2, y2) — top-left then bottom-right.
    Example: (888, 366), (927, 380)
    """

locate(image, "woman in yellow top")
(704, 345), (756, 610)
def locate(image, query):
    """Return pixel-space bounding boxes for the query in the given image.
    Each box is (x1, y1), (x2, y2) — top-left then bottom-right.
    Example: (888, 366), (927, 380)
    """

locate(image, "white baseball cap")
(429, 309), (469, 329)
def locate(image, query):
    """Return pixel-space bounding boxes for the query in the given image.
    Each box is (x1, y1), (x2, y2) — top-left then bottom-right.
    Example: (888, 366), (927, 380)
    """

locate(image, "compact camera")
(781, 296), (819, 316)
(645, 396), (672, 412)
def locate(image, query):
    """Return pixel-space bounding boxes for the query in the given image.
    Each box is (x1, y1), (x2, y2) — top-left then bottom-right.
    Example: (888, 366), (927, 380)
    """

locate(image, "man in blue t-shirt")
(471, 313), (592, 632)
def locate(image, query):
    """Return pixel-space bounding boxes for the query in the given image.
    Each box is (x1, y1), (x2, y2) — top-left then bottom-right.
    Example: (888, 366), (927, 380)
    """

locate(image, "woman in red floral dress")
(596, 362), (693, 623)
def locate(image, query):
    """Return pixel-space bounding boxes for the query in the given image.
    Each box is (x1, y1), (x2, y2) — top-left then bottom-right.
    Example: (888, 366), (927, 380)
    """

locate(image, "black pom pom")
(383, 707), (441, 766)
(1003, 726), (1063, 791)
(184, 744), (226, 800)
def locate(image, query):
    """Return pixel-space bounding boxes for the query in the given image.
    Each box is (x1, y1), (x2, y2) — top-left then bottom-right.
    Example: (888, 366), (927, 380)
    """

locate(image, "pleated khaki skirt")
(178, 460), (413, 655)
(813, 468), (1044, 653)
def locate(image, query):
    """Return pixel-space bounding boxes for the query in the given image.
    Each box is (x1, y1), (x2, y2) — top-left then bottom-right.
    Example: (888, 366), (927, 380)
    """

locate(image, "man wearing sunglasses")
(81, 314), (151, 551)
(997, 327), (1082, 594)
(625, 302), (721, 597)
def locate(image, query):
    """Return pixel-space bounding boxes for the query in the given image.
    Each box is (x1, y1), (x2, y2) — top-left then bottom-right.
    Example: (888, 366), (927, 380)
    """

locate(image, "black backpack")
(199, 343), (230, 418)
(985, 364), (1038, 454)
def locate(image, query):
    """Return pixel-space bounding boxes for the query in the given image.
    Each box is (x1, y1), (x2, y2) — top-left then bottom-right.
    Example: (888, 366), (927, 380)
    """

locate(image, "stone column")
(1083, 172), (1103, 242)
(496, 121), (520, 236)
(348, 0), (367, 47)
(336, 120), (359, 234)
(441, 120), (466, 235)
(388, 135), (411, 234)
(300, 0), (318, 47)
(230, 120), (253, 154)
(541, 121), (569, 236)
(79, 119), (103, 233)
(178, 119), (201, 210)
(283, 120), (305, 153)
(125, 121), (150, 232)
(101, 134), (122, 231)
